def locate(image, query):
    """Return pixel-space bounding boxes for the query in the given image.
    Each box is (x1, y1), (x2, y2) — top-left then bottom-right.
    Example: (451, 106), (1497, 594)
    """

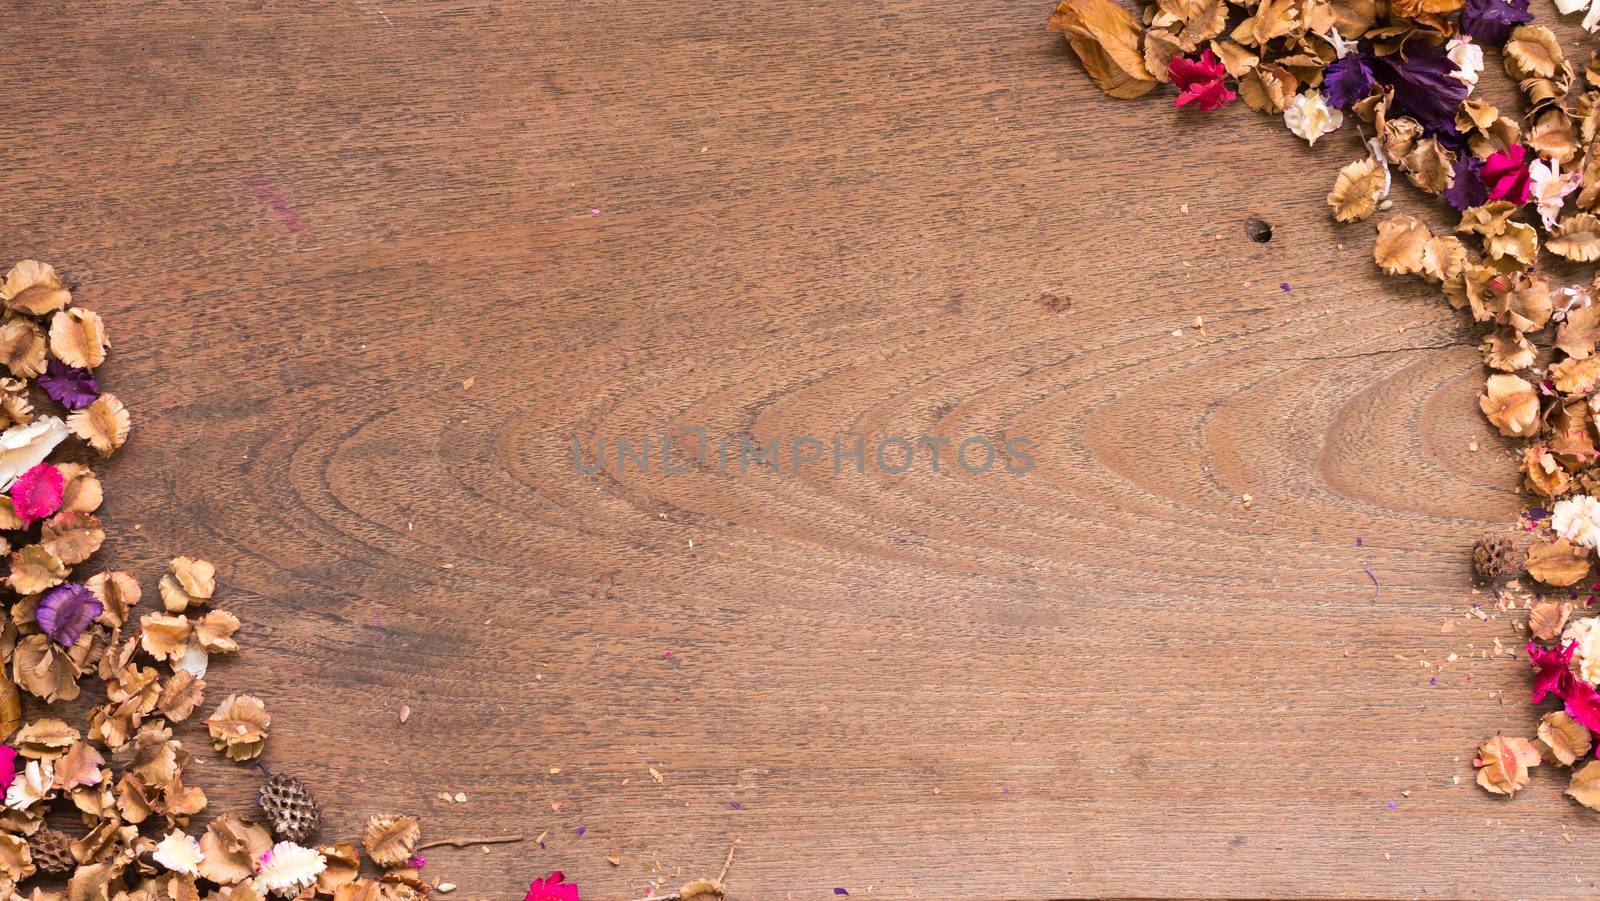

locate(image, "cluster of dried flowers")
(0, 260), (450, 901)
(1050, 0), (1600, 808)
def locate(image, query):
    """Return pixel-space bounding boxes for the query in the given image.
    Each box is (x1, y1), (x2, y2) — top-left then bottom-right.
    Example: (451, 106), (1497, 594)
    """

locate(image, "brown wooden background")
(1, 0), (1592, 898)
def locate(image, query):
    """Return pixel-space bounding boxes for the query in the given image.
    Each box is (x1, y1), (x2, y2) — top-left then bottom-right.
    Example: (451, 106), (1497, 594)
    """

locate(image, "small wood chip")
(399, 704), (411, 724)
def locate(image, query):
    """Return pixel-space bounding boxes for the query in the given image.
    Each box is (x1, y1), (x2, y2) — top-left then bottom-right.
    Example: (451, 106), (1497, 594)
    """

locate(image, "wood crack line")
(1287, 340), (1474, 362)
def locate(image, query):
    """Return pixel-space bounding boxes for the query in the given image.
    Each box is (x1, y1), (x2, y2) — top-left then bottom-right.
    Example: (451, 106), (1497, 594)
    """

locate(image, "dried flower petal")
(1169, 49), (1235, 110)
(1479, 373), (1539, 436)
(47, 309), (106, 371)
(0, 261), (68, 317)
(254, 842), (327, 896)
(157, 670), (206, 722)
(1538, 710), (1593, 764)
(1283, 90), (1343, 146)
(1328, 156), (1387, 222)
(8, 546), (66, 595)
(200, 814), (273, 886)
(57, 463), (102, 514)
(1474, 733), (1541, 795)
(362, 815), (421, 868)
(0, 418), (66, 491)
(524, 871), (580, 901)
(139, 613), (193, 663)
(35, 360), (96, 411)
(36, 585), (103, 648)
(86, 570), (140, 627)
(195, 610), (240, 654)
(0, 319), (47, 380)
(67, 393), (127, 457)
(1049, 0), (1159, 98)
(1375, 214), (1430, 275)
(1528, 537), (1592, 586)
(10, 464), (62, 525)
(160, 557), (215, 613)
(206, 694), (269, 762)
(39, 511), (102, 565)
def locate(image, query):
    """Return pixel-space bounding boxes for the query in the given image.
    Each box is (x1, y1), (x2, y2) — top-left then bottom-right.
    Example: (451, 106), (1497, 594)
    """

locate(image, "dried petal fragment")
(157, 670), (206, 722)
(40, 512), (102, 565)
(67, 393), (127, 457)
(206, 694), (269, 762)
(199, 814), (272, 886)
(35, 360), (96, 411)
(0, 319), (47, 380)
(1539, 711), (1593, 765)
(86, 570), (140, 627)
(153, 830), (204, 876)
(160, 557), (215, 612)
(361, 815), (420, 868)
(254, 841), (327, 896)
(36, 585), (103, 648)
(139, 613), (193, 663)
(1550, 213), (1600, 262)
(8, 546), (66, 595)
(1479, 373), (1539, 436)
(195, 610), (240, 653)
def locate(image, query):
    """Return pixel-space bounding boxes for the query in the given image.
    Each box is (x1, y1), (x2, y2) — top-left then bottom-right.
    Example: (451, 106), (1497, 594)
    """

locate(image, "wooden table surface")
(3, 1), (1591, 898)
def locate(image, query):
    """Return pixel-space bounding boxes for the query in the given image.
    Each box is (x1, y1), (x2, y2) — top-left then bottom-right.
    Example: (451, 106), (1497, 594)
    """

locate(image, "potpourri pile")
(1052, 0), (1600, 807)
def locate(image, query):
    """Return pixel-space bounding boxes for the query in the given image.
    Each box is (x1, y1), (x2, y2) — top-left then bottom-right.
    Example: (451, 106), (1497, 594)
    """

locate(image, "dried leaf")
(138, 614), (192, 663)
(1530, 598), (1573, 641)
(0, 261), (69, 317)
(194, 610), (239, 654)
(0, 319), (47, 380)
(11, 635), (80, 704)
(86, 570), (140, 628)
(7, 545), (65, 595)
(1528, 537), (1592, 586)
(39, 512), (103, 566)
(1402, 138), (1455, 194)
(1049, 0), (1159, 98)
(160, 557), (215, 613)
(361, 815), (420, 868)
(156, 670), (206, 722)
(199, 814), (273, 885)
(1539, 711), (1593, 765)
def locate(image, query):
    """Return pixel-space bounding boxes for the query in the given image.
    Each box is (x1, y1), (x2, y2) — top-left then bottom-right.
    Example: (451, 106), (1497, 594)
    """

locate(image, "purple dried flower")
(36, 583), (102, 647)
(1323, 54), (1375, 109)
(1461, 0), (1533, 46)
(1367, 44), (1470, 136)
(36, 360), (98, 410)
(1445, 155), (1488, 210)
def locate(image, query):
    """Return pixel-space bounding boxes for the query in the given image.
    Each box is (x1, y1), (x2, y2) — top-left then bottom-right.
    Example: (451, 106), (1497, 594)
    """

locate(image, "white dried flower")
(1284, 90), (1343, 146)
(1529, 158), (1583, 229)
(1557, 0), (1600, 31)
(1447, 36), (1483, 89)
(1566, 617), (1600, 686)
(254, 841), (326, 896)
(1554, 495), (1600, 549)
(4, 759), (51, 810)
(0, 416), (67, 490)
(153, 831), (205, 876)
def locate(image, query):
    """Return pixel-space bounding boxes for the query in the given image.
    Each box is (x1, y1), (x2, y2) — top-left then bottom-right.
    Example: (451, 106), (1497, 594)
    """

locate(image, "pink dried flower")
(11, 462), (63, 524)
(1528, 641), (1600, 732)
(1482, 144), (1532, 204)
(0, 746), (16, 792)
(1169, 50), (1236, 111)
(525, 871), (579, 901)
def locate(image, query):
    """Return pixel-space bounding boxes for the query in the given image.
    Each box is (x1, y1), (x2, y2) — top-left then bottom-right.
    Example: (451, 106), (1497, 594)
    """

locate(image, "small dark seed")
(1245, 218), (1273, 243)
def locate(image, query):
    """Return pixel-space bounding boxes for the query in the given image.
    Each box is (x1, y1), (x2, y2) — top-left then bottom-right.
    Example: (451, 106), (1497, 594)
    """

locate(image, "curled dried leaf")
(159, 557), (215, 613)
(1550, 213), (1600, 262)
(1475, 733), (1541, 795)
(1570, 759), (1600, 808)
(86, 570), (140, 628)
(0, 261), (69, 317)
(7, 546), (66, 595)
(39, 512), (103, 566)
(0, 319), (47, 380)
(1539, 711), (1593, 765)
(1049, 0), (1159, 98)
(138, 613), (192, 663)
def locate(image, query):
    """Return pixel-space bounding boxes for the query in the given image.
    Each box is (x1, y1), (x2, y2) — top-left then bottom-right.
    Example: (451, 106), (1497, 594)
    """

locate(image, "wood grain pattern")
(0, 1), (1591, 897)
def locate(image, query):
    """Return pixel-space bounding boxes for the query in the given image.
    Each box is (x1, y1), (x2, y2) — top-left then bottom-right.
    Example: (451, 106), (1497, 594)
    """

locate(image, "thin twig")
(624, 839), (740, 901)
(414, 835), (525, 850)
(1363, 562), (1381, 602)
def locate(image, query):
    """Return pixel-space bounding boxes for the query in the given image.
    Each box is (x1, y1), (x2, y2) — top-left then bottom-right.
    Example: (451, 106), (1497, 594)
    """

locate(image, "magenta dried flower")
(11, 462), (63, 524)
(35, 583), (102, 647)
(36, 360), (98, 410)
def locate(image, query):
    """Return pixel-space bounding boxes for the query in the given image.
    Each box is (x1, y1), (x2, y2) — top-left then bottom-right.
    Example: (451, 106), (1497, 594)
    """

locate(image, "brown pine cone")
(30, 828), (74, 876)
(1474, 530), (1523, 581)
(259, 773), (321, 843)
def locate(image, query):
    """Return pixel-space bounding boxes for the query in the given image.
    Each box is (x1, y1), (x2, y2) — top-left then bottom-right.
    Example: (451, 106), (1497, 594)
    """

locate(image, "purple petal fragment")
(1461, 0), (1533, 46)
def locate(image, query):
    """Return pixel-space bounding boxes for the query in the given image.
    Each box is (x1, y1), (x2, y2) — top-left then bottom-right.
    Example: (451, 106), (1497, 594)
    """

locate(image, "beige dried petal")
(0, 261), (68, 317)
(47, 309), (106, 370)
(1382, 116), (1423, 161)
(1554, 354), (1600, 393)
(1505, 25), (1566, 81)
(1479, 373), (1540, 436)
(1481, 327), (1535, 372)
(1539, 711), (1593, 765)
(316, 843), (361, 894)
(160, 557), (215, 613)
(86, 571), (140, 628)
(15, 719), (78, 759)
(1529, 599), (1574, 641)
(0, 834), (33, 882)
(1486, 221), (1539, 267)
(39, 512), (103, 566)
(11, 636), (79, 704)
(194, 610), (239, 654)
(53, 741), (102, 791)
(57, 463), (101, 514)
(361, 815), (420, 868)
(1570, 759), (1600, 808)
(1049, 0), (1159, 98)
(199, 814), (272, 886)
(7, 546), (66, 595)
(254, 841), (326, 896)
(157, 670), (206, 722)
(1550, 213), (1600, 262)
(1401, 138), (1455, 194)
(1328, 157), (1387, 222)
(205, 694), (269, 762)
(1475, 733), (1542, 795)
(0, 319), (46, 380)
(67, 393), (128, 457)
(138, 614), (192, 663)
(1375, 214), (1430, 274)
(153, 830), (203, 876)
(1528, 537), (1592, 586)
(678, 879), (725, 901)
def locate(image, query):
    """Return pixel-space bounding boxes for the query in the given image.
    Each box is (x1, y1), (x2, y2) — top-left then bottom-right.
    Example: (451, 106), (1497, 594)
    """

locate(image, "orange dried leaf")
(1049, 0), (1159, 98)
(67, 392), (128, 457)
(1479, 373), (1539, 436)
(1527, 538), (1591, 586)
(1475, 733), (1541, 795)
